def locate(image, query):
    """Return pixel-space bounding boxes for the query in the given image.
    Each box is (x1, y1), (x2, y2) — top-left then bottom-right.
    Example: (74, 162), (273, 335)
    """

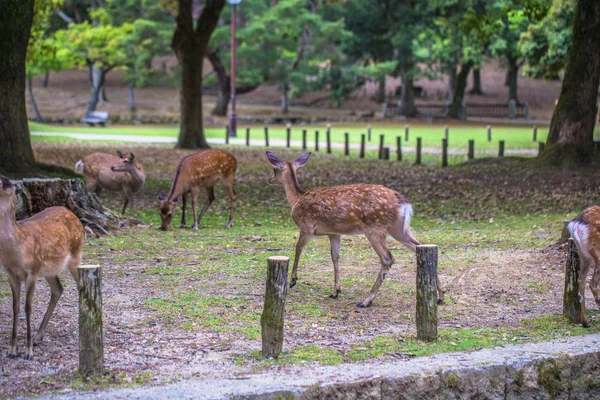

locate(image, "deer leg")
(578, 254), (592, 327)
(589, 251), (600, 308)
(24, 278), (37, 360)
(290, 231), (314, 288)
(123, 187), (135, 218)
(121, 195), (129, 216)
(194, 187), (215, 230)
(224, 176), (236, 229)
(33, 277), (63, 346)
(180, 192), (188, 228)
(328, 234), (342, 298)
(359, 231), (395, 308)
(8, 275), (20, 358)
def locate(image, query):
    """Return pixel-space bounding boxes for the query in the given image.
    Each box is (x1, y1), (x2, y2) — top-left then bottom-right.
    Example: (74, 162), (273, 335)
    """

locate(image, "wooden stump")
(415, 137), (422, 165)
(344, 133), (350, 156)
(441, 138), (448, 167)
(416, 245), (438, 342)
(468, 140), (474, 160)
(261, 256), (289, 358)
(78, 265), (104, 376)
(563, 238), (582, 325)
(360, 134), (365, 159)
(396, 136), (402, 161)
(558, 220), (571, 244)
(246, 127), (250, 147)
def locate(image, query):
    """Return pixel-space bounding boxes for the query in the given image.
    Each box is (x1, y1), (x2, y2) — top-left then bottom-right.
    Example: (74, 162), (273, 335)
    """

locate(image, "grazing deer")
(266, 151), (445, 307)
(158, 149), (237, 231)
(75, 151), (145, 217)
(0, 175), (84, 359)
(568, 206), (600, 327)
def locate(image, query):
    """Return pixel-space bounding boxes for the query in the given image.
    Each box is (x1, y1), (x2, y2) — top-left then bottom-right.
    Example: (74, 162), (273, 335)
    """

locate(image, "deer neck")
(282, 164), (304, 208)
(127, 165), (145, 191)
(0, 199), (21, 244)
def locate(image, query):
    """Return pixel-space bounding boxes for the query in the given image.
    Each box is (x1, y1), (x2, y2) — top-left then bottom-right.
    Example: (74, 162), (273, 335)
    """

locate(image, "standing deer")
(0, 175), (84, 359)
(266, 151), (445, 307)
(568, 206), (600, 327)
(158, 149), (237, 231)
(75, 151), (145, 217)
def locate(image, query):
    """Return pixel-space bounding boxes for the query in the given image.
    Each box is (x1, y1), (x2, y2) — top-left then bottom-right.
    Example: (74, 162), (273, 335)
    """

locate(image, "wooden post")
(558, 220), (571, 244)
(344, 132), (350, 156)
(416, 246), (438, 342)
(378, 134), (385, 159)
(326, 124), (332, 154)
(442, 138), (448, 167)
(415, 137), (422, 165)
(487, 125), (492, 142)
(78, 265), (104, 376)
(315, 130), (319, 152)
(261, 256), (289, 358)
(468, 140), (474, 160)
(286, 123), (291, 148)
(498, 140), (505, 157)
(302, 129), (307, 150)
(264, 126), (269, 147)
(444, 125), (449, 141)
(396, 136), (402, 161)
(538, 141), (545, 156)
(367, 124), (372, 142)
(225, 125), (230, 144)
(404, 124), (409, 142)
(383, 147), (390, 160)
(246, 127), (250, 147)
(360, 134), (365, 159)
(533, 126), (538, 142)
(563, 238), (582, 325)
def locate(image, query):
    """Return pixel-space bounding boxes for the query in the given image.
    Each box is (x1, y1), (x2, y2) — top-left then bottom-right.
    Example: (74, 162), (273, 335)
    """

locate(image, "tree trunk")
(447, 65), (456, 103)
(375, 76), (385, 103)
(542, 0), (600, 166)
(448, 61), (473, 119)
(0, 0), (36, 173)
(398, 73), (417, 117)
(281, 83), (289, 114)
(87, 67), (106, 113)
(42, 70), (50, 88)
(469, 68), (483, 95)
(207, 51), (230, 117)
(128, 84), (136, 112)
(507, 54), (519, 103)
(172, 0), (225, 149)
(27, 75), (43, 123)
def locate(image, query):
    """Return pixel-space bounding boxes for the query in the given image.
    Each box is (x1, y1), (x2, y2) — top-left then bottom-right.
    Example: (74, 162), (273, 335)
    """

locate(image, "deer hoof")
(179, 224), (186, 229)
(357, 302), (370, 308)
(33, 337), (42, 346)
(289, 279), (297, 288)
(23, 354), (33, 361)
(8, 352), (17, 359)
(193, 226), (199, 231)
(437, 299), (444, 305)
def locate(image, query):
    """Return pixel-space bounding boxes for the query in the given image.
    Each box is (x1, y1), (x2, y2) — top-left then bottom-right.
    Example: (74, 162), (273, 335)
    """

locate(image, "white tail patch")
(75, 160), (84, 174)
(399, 203), (414, 233)
(568, 220), (587, 255)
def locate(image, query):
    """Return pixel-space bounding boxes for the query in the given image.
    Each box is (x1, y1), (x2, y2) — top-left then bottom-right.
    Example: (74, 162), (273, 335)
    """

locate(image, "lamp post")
(227, 0), (241, 138)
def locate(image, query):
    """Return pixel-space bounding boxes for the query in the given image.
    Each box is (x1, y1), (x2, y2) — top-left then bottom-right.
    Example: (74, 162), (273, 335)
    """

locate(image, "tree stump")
(78, 265), (104, 376)
(261, 256), (289, 358)
(564, 238), (583, 325)
(416, 245), (438, 342)
(558, 220), (571, 244)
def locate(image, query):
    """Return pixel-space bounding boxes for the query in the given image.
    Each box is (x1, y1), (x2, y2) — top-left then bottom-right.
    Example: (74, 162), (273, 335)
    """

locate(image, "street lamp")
(227, 0), (242, 138)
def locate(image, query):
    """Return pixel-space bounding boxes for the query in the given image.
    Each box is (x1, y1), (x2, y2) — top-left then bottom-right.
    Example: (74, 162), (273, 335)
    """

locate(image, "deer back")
(169, 150), (237, 197)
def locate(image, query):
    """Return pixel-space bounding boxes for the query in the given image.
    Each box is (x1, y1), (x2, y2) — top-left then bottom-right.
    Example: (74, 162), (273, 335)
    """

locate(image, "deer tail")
(568, 216), (586, 253)
(400, 202), (414, 234)
(75, 160), (84, 174)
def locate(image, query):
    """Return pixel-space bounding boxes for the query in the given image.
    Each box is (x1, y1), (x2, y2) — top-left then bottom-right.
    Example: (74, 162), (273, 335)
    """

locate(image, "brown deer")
(75, 151), (145, 217)
(266, 151), (445, 307)
(0, 175), (84, 359)
(568, 206), (600, 327)
(158, 149), (237, 231)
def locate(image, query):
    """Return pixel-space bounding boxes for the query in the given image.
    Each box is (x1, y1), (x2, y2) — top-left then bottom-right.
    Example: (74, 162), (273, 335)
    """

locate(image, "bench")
(81, 111), (109, 127)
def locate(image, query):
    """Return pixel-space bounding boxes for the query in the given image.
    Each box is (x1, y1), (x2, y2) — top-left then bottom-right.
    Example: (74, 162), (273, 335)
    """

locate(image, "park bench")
(81, 111), (109, 127)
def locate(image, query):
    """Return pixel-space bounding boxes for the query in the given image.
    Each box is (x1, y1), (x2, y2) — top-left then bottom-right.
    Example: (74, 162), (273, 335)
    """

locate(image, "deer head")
(266, 151), (311, 186)
(157, 191), (178, 231)
(111, 151), (137, 173)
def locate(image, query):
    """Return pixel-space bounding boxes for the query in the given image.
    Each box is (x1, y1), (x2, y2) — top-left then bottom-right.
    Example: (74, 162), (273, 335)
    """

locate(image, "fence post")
(396, 136), (402, 161)
(246, 127), (250, 147)
(563, 238), (583, 325)
(344, 133), (350, 156)
(326, 124), (332, 154)
(444, 125), (449, 141)
(302, 129), (307, 150)
(405, 124), (409, 142)
(416, 245), (438, 342)
(487, 125), (492, 142)
(498, 140), (505, 158)
(468, 140), (474, 160)
(360, 134), (365, 159)
(383, 147), (390, 160)
(286, 123), (291, 148)
(261, 256), (289, 358)
(415, 137), (422, 165)
(538, 141), (545, 156)
(225, 125), (230, 144)
(315, 130), (319, 152)
(533, 126), (538, 142)
(367, 124), (372, 142)
(78, 265), (104, 376)
(508, 100), (517, 120)
(264, 126), (269, 147)
(442, 138), (448, 167)
(378, 134), (385, 159)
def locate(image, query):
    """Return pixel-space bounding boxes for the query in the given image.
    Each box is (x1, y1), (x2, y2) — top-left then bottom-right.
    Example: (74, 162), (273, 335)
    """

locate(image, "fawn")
(266, 151), (445, 307)
(0, 175), (84, 359)
(75, 151), (145, 217)
(158, 149), (237, 231)
(568, 206), (600, 327)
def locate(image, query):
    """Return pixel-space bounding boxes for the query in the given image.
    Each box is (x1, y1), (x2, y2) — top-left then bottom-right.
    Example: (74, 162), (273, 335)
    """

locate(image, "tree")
(541, 0), (600, 165)
(172, 0), (226, 149)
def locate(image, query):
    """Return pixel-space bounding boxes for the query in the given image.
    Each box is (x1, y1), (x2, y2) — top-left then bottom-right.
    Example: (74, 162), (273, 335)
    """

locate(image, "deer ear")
(266, 151), (283, 168)
(0, 176), (14, 195)
(157, 191), (165, 201)
(294, 152), (311, 169)
(117, 151), (124, 158)
(129, 152), (135, 161)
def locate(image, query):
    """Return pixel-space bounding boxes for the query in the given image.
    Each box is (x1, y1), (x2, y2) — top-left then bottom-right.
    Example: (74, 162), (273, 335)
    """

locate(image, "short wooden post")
(378, 134), (385, 159)
(468, 140), (474, 160)
(264, 126), (269, 147)
(246, 127), (250, 147)
(538, 141), (545, 156)
(487, 125), (492, 142)
(225, 125), (230, 144)
(396, 136), (402, 161)
(415, 137), (422, 165)
(302, 129), (307, 150)
(533, 126), (538, 142)
(344, 132), (350, 156)
(360, 134), (365, 159)
(498, 140), (505, 158)
(314, 130), (319, 152)
(367, 124), (372, 142)
(261, 256), (289, 358)
(444, 125), (449, 141)
(442, 138), (448, 167)
(286, 123), (291, 148)
(558, 220), (571, 244)
(78, 265), (104, 376)
(326, 124), (332, 154)
(404, 124), (409, 142)
(383, 147), (390, 160)
(416, 245), (438, 342)
(563, 239), (582, 324)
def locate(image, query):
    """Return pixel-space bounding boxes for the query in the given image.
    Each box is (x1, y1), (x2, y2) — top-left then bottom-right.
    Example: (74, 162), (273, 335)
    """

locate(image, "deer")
(75, 151), (145, 217)
(158, 149), (237, 231)
(0, 175), (84, 360)
(266, 151), (445, 307)
(568, 205), (600, 327)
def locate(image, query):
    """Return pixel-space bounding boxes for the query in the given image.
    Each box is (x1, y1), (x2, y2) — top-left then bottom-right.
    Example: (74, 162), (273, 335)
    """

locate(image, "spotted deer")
(75, 151), (145, 217)
(0, 175), (84, 359)
(158, 149), (237, 231)
(266, 151), (445, 307)
(568, 206), (600, 327)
